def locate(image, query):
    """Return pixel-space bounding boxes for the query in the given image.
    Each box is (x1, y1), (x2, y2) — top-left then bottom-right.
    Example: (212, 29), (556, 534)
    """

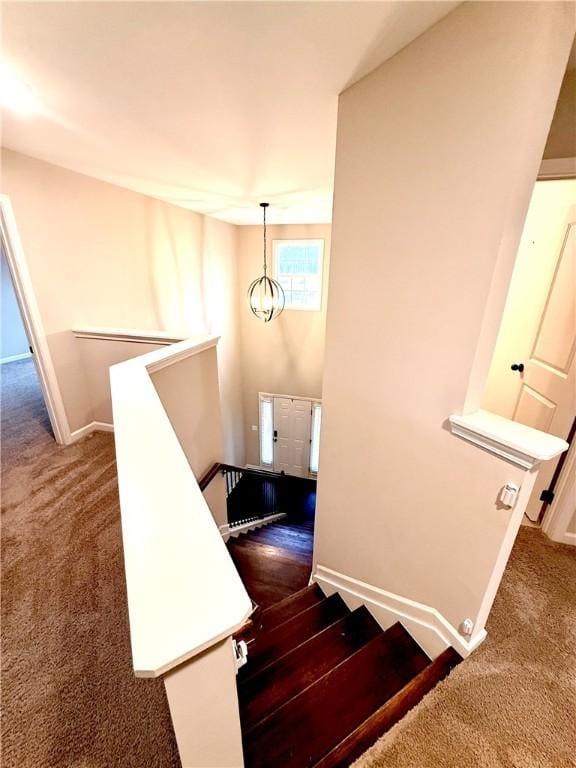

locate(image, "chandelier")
(247, 203), (285, 322)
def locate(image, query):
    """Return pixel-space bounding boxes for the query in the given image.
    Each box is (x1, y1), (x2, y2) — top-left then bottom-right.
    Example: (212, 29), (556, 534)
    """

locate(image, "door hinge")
(540, 489), (555, 504)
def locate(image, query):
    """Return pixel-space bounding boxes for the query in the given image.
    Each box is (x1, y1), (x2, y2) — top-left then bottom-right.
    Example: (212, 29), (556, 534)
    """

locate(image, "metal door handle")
(511, 363), (524, 373)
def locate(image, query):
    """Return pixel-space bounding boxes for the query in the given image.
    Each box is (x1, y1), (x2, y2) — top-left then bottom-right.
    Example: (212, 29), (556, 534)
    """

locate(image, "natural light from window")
(260, 397), (274, 466)
(310, 403), (322, 473)
(273, 239), (324, 311)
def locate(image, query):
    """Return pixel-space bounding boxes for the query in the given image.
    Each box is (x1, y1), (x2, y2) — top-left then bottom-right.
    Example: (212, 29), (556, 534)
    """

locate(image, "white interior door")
(517, 222), (576, 520)
(273, 397), (311, 477)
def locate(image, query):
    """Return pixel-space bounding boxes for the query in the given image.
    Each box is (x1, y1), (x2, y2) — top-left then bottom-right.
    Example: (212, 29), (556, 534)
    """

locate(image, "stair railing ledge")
(110, 335), (252, 679)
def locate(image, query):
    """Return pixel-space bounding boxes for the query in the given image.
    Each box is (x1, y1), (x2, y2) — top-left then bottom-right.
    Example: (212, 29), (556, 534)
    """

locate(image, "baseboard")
(220, 513), (287, 541)
(0, 351), (32, 364)
(69, 421), (114, 442)
(312, 564), (486, 660)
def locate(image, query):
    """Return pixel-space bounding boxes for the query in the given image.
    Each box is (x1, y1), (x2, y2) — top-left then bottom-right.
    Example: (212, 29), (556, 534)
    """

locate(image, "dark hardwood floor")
(226, 476), (315, 608)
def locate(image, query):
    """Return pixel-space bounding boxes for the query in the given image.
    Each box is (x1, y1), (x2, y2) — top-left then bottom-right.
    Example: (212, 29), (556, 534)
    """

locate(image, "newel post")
(163, 637), (244, 768)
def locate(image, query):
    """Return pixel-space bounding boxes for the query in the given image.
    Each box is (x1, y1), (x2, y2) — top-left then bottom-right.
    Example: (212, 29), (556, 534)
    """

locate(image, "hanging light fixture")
(248, 202), (285, 322)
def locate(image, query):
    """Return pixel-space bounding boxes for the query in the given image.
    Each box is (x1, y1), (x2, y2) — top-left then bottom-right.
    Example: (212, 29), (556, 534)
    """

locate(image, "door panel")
(532, 224), (575, 372)
(516, 222), (576, 520)
(273, 397), (311, 477)
(274, 398), (293, 475)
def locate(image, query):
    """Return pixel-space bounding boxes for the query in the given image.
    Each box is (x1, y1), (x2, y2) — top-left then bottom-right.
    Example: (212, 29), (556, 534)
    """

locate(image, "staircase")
(235, 584), (461, 768)
(227, 517), (314, 607)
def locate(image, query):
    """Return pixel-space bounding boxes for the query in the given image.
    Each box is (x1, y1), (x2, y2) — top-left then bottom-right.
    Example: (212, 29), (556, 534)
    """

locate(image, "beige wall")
(1, 149), (245, 462)
(315, 2), (574, 636)
(151, 347), (223, 480)
(237, 224), (330, 466)
(543, 67), (576, 160)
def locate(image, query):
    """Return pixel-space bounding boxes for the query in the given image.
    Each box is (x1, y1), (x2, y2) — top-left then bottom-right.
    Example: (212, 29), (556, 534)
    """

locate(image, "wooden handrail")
(199, 462), (288, 492)
(198, 462), (223, 491)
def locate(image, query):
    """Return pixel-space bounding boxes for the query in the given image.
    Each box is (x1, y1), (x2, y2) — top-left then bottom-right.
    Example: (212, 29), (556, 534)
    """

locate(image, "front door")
(273, 397), (311, 477)
(517, 222), (576, 519)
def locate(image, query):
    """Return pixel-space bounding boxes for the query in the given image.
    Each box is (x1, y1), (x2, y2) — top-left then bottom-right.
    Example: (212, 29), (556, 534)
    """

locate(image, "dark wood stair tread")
(255, 584), (325, 632)
(241, 593), (350, 680)
(242, 623), (430, 768)
(313, 646), (462, 768)
(239, 606), (382, 731)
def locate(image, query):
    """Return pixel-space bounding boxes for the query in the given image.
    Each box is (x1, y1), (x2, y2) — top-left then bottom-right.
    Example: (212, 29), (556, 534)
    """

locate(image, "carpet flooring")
(2, 358), (575, 768)
(1, 358), (180, 767)
(355, 527), (576, 768)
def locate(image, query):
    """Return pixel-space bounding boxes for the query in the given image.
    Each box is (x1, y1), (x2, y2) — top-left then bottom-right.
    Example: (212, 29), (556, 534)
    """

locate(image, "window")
(259, 396), (274, 466)
(273, 239), (324, 311)
(309, 403), (322, 474)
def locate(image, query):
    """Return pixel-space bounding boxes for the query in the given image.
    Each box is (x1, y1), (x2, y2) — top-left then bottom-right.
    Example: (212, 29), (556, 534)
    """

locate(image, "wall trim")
(0, 351), (32, 364)
(312, 564), (486, 660)
(70, 420), (114, 442)
(538, 157), (576, 180)
(219, 513), (286, 541)
(73, 327), (187, 345)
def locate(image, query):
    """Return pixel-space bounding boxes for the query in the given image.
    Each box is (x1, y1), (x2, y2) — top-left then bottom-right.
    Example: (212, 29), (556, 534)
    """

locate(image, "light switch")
(251, 425), (258, 432)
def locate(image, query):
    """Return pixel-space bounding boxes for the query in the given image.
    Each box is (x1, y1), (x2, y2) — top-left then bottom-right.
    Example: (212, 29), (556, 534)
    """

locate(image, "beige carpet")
(354, 527), (576, 768)
(1, 358), (180, 767)
(2, 359), (575, 767)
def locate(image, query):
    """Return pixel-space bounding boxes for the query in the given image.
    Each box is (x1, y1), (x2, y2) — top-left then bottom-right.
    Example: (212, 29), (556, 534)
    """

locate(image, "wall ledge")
(73, 327), (188, 345)
(449, 409), (569, 469)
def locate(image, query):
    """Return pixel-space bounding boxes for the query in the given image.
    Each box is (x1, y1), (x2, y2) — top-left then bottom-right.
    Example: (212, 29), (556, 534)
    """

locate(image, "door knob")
(511, 363), (525, 373)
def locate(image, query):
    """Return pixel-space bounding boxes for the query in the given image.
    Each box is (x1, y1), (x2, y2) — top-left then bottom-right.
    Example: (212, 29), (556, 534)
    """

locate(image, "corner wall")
(1, 149), (246, 463)
(314, 2), (575, 642)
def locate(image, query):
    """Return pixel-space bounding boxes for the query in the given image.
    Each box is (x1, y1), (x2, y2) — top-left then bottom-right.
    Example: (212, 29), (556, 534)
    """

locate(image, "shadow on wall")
(147, 198), (206, 334)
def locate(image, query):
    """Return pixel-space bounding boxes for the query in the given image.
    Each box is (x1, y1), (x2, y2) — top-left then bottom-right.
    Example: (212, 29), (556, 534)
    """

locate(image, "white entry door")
(273, 397), (312, 477)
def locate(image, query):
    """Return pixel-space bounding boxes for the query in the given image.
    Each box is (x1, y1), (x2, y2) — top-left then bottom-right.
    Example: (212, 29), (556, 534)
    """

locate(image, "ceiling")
(1, 1), (458, 224)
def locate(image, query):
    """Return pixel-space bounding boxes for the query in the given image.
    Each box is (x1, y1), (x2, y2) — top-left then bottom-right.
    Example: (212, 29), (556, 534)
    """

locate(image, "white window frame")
(258, 392), (322, 477)
(272, 239), (324, 312)
(309, 402), (322, 475)
(259, 395), (274, 467)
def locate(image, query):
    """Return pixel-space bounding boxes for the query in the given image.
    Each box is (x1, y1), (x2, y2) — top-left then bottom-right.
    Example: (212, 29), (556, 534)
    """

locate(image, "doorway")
(259, 393), (321, 478)
(0, 196), (68, 444)
(1, 239), (53, 442)
(482, 178), (575, 528)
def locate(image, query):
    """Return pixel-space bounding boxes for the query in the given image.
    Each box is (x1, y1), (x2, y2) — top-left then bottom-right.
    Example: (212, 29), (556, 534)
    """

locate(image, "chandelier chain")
(263, 203), (267, 276)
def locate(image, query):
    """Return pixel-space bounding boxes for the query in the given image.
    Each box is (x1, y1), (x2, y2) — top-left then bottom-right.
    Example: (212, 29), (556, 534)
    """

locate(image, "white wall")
(1, 240), (29, 360)
(314, 2), (574, 640)
(237, 224), (330, 465)
(1, 149), (245, 461)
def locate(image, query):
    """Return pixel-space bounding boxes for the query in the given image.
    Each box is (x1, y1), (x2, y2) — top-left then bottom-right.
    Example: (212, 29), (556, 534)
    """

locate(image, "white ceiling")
(2, 1), (458, 224)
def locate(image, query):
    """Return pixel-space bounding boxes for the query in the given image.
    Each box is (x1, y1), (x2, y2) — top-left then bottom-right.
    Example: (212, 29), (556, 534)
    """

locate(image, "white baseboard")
(69, 420), (114, 443)
(0, 351), (32, 364)
(219, 513), (286, 542)
(312, 564), (486, 660)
